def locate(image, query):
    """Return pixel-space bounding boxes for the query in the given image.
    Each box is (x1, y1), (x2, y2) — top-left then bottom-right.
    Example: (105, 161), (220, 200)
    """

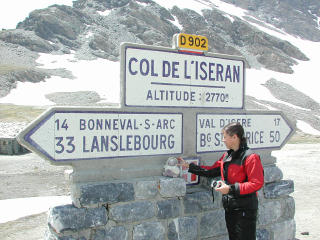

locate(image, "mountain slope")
(0, 0), (320, 136)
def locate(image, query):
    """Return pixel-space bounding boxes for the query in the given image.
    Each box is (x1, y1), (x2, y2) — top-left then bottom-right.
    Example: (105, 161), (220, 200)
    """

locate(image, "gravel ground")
(0, 153), (71, 240)
(0, 122), (28, 138)
(273, 144), (320, 240)
(0, 144), (319, 240)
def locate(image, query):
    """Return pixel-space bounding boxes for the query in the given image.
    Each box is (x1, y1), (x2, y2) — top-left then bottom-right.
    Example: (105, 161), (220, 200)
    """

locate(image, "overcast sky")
(0, 0), (73, 30)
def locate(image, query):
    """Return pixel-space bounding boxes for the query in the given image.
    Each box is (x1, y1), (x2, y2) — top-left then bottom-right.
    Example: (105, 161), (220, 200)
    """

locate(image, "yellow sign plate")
(177, 33), (208, 52)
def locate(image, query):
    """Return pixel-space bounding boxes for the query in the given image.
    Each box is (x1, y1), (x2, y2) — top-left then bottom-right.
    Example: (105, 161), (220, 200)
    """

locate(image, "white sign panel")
(123, 44), (245, 108)
(20, 110), (183, 162)
(197, 113), (294, 153)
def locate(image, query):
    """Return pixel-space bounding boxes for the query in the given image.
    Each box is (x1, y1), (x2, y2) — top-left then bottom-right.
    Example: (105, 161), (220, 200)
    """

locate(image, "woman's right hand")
(177, 157), (189, 168)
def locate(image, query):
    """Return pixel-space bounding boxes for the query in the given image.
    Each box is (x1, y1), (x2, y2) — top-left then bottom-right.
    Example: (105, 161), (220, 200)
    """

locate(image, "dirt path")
(0, 153), (71, 240)
(0, 144), (319, 240)
(0, 213), (47, 240)
(0, 153), (71, 200)
(273, 144), (320, 240)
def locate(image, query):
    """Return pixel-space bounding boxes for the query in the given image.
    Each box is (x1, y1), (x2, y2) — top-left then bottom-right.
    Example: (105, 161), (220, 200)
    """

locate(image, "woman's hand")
(177, 157), (189, 168)
(215, 181), (230, 195)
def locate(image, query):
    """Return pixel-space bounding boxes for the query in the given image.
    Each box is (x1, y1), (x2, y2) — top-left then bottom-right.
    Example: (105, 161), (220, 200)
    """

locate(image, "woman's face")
(222, 131), (240, 150)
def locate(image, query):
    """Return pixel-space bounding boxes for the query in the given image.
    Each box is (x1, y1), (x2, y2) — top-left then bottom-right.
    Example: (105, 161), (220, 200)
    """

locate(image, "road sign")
(17, 108), (183, 162)
(121, 43), (245, 109)
(174, 33), (209, 52)
(196, 112), (295, 153)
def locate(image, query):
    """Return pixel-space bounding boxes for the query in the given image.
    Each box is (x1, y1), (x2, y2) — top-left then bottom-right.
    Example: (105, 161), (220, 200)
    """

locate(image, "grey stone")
(133, 221), (165, 240)
(109, 201), (155, 223)
(200, 209), (227, 238)
(135, 180), (158, 200)
(45, 91), (102, 105)
(257, 189), (265, 202)
(45, 230), (87, 240)
(263, 165), (283, 183)
(159, 178), (186, 198)
(256, 229), (269, 240)
(0, 68), (49, 98)
(263, 78), (320, 111)
(92, 226), (128, 240)
(0, 29), (56, 53)
(281, 196), (295, 220)
(200, 236), (228, 240)
(48, 204), (107, 233)
(183, 191), (217, 214)
(264, 180), (294, 199)
(17, 5), (91, 41)
(74, 182), (134, 207)
(271, 219), (296, 240)
(1, 0), (319, 138)
(258, 200), (282, 225)
(156, 198), (181, 219)
(168, 216), (198, 240)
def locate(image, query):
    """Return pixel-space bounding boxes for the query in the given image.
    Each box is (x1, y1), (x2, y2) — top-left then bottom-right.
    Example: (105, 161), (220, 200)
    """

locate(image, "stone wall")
(45, 163), (295, 240)
(0, 138), (29, 155)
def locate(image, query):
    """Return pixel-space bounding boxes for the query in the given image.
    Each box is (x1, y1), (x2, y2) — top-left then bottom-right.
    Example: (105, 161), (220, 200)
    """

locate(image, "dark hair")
(222, 122), (247, 146)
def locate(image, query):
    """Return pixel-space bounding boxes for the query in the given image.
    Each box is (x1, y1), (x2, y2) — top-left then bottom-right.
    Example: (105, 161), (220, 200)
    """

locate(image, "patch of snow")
(206, 0), (247, 18)
(85, 32), (94, 39)
(242, 14), (320, 104)
(0, 196), (71, 223)
(296, 120), (320, 136)
(0, 0), (319, 137)
(137, 2), (150, 8)
(223, 14), (235, 23)
(97, 10), (111, 16)
(250, 101), (278, 111)
(153, 0), (211, 15)
(171, 15), (183, 30)
(0, 53), (120, 106)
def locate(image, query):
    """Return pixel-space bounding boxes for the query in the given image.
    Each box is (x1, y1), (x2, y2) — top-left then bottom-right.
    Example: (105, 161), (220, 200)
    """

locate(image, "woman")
(178, 122), (264, 240)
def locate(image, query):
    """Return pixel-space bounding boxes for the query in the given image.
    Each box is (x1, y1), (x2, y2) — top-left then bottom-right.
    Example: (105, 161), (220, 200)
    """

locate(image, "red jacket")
(189, 147), (264, 196)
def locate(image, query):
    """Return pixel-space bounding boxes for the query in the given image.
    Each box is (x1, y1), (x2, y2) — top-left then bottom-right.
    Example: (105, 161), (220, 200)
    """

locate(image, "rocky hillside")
(0, 0), (320, 133)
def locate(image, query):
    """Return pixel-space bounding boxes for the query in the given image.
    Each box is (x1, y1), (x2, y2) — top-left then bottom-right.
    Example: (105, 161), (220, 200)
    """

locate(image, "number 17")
(274, 118), (280, 126)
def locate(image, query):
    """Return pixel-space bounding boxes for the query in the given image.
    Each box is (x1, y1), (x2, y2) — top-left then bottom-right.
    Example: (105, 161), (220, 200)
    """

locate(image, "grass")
(0, 103), (319, 144)
(0, 104), (45, 122)
(288, 133), (320, 144)
(0, 65), (29, 75)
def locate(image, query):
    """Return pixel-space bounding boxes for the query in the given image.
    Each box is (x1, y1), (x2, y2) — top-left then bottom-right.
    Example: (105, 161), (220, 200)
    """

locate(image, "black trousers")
(225, 208), (257, 240)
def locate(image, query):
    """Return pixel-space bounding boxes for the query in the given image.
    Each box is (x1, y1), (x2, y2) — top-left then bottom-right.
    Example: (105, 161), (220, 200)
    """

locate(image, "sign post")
(173, 33), (209, 52)
(18, 38), (295, 182)
(17, 108), (183, 163)
(197, 112), (294, 153)
(21, 35), (297, 240)
(121, 43), (245, 109)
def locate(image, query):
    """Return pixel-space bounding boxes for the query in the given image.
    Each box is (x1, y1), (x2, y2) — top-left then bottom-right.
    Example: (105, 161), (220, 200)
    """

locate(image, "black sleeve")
(188, 163), (220, 178)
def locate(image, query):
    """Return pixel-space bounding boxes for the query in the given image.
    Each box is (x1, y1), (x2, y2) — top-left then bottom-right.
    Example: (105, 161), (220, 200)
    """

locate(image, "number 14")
(55, 119), (69, 131)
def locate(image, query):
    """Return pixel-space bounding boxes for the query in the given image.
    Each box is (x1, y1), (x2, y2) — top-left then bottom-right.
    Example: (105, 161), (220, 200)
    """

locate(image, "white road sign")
(197, 112), (294, 153)
(17, 108), (183, 162)
(122, 43), (245, 108)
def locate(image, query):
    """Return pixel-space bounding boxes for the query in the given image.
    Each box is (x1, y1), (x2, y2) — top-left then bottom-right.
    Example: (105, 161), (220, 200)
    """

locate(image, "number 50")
(269, 131), (280, 143)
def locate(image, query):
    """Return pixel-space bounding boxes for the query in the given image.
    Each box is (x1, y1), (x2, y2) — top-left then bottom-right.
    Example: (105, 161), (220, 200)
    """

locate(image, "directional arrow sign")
(17, 108), (183, 162)
(196, 112), (295, 153)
